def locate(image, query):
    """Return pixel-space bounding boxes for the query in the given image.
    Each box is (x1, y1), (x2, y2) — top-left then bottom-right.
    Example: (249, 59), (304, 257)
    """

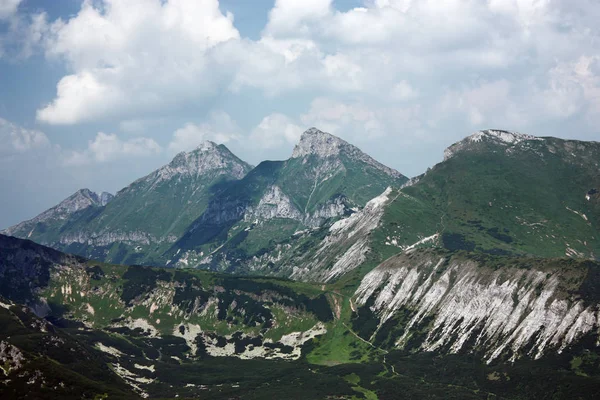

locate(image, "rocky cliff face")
(292, 128), (405, 180)
(288, 187), (394, 282)
(244, 185), (303, 222)
(353, 249), (600, 362)
(57, 230), (178, 247)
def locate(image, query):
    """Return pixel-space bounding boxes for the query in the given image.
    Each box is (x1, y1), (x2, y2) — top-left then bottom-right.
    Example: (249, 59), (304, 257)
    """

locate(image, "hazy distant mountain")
(2, 188), (113, 239)
(2, 142), (252, 266)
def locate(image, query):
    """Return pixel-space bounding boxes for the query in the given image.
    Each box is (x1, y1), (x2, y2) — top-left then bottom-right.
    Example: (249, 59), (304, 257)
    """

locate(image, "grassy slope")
(371, 137), (600, 261)
(8, 147), (253, 267)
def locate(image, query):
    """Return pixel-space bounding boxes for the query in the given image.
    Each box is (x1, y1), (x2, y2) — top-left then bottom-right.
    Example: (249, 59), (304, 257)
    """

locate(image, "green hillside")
(3, 142), (252, 266)
(371, 130), (600, 262)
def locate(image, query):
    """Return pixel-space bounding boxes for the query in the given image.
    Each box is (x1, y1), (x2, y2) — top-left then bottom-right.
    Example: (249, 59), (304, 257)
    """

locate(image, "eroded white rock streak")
(244, 185), (303, 222)
(291, 187), (393, 282)
(355, 251), (599, 362)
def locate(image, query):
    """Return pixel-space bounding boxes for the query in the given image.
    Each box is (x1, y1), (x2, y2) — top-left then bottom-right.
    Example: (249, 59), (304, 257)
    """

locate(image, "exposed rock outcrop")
(354, 250), (599, 362)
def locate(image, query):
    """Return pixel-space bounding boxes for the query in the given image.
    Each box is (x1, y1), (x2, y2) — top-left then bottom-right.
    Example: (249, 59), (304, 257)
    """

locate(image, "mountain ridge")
(3, 128), (408, 271)
(2, 188), (113, 238)
(1, 141), (254, 265)
(168, 128), (408, 269)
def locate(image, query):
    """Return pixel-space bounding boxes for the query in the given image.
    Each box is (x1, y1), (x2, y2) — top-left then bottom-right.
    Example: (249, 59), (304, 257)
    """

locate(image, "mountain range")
(2, 127), (600, 399)
(2, 128), (407, 271)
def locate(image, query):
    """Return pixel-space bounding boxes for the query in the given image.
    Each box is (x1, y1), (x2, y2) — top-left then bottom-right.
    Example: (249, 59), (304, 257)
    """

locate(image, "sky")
(0, 0), (599, 229)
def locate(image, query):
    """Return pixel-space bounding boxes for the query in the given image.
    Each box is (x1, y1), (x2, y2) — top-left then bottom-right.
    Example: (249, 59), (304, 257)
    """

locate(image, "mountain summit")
(120, 141), (250, 195)
(3, 142), (252, 265)
(292, 128), (405, 179)
(165, 141), (249, 179)
(444, 129), (543, 160)
(369, 130), (600, 260)
(2, 189), (113, 238)
(291, 127), (347, 158)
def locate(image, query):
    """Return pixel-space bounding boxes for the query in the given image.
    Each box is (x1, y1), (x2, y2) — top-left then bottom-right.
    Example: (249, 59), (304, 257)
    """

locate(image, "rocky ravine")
(288, 187), (395, 282)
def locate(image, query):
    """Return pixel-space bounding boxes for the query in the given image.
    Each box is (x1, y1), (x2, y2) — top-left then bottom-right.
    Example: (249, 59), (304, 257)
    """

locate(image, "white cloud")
(439, 80), (519, 127)
(390, 81), (418, 101)
(0, 3), (48, 60)
(249, 114), (303, 150)
(299, 97), (427, 146)
(38, 0), (239, 124)
(19, 0), (600, 151)
(0, 118), (50, 153)
(37, 71), (125, 124)
(118, 118), (164, 134)
(168, 111), (241, 153)
(64, 132), (161, 165)
(0, 0), (21, 20)
(300, 98), (383, 138)
(265, 0), (333, 37)
(540, 56), (600, 120)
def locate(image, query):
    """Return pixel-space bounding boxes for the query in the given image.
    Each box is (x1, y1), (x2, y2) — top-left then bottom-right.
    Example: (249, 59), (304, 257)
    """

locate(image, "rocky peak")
(469, 129), (541, 145)
(1, 189), (111, 236)
(135, 142), (252, 188)
(195, 140), (219, 152)
(170, 140), (219, 167)
(444, 129), (544, 161)
(291, 128), (405, 179)
(58, 189), (108, 213)
(291, 128), (348, 159)
(100, 192), (114, 206)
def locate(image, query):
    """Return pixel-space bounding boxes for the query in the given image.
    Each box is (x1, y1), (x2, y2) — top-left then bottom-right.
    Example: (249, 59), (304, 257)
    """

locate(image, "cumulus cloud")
(0, 118), (161, 165)
(541, 56), (600, 121)
(168, 111), (241, 153)
(118, 118), (163, 134)
(2, 0), (590, 159)
(37, 0), (239, 124)
(0, 118), (50, 153)
(264, 0), (333, 37)
(32, 0), (600, 132)
(64, 132), (161, 166)
(0, 1), (48, 60)
(300, 98), (386, 140)
(249, 114), (303, 150)
(0, 0), (21, 20)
